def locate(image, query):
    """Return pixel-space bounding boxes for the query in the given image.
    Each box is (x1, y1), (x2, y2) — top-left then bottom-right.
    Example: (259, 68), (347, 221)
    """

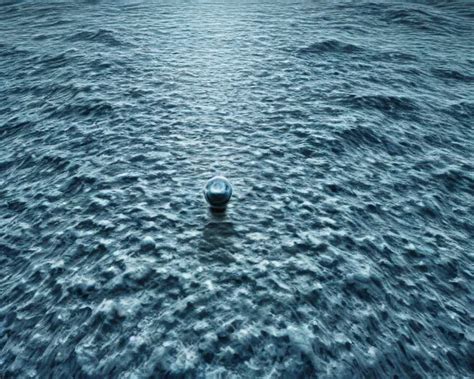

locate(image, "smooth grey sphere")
(204, 176), (233, 209)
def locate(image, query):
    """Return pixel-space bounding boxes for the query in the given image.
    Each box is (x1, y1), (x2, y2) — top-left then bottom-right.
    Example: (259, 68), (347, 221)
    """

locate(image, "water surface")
(1, 0), (473, 377)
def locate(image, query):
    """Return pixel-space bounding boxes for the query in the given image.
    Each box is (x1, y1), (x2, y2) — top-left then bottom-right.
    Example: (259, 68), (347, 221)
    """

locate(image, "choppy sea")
(1, 0), (473, 377)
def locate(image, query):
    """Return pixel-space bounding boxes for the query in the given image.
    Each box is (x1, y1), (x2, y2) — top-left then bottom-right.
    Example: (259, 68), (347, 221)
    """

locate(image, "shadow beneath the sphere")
(198, 209), (239, 263)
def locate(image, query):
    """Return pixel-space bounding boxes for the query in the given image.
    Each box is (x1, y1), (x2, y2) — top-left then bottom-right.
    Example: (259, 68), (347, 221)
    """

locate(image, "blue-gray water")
(1, 0), (473, 378)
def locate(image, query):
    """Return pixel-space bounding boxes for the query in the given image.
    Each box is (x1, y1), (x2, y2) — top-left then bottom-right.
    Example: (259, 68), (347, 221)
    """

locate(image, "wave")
(383, 8), (452, 33)
(431, 68), (474, 82)
(298, 39), (363, 55)
(42, 99), (114, 119)
(0, 118), (34, 139)
(433, 167), (474, 195)
(332, 125), (404, 156)
(374, 50), (418, 63)
(0, 43), (31, 59)
(415, 1), (474, 17)
(444, 101), (474, 123)
(337, 94), (418, 115)
(31, 51), (73, 71)
(66, 29), (126, 47)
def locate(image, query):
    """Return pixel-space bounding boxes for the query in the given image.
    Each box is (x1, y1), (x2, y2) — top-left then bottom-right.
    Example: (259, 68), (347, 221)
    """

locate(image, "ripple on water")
(0, 0), (473, 378)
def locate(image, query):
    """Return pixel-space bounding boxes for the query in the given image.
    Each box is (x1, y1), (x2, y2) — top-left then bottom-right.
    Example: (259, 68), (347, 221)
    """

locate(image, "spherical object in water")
(204, 176), (233, 209)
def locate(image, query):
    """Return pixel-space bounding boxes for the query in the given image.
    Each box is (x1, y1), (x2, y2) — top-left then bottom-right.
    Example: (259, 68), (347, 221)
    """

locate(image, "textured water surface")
(1, 0), (473, 377)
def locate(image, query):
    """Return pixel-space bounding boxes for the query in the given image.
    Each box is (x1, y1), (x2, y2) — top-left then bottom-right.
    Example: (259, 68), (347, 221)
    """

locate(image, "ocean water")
(1, 0), (473, 377)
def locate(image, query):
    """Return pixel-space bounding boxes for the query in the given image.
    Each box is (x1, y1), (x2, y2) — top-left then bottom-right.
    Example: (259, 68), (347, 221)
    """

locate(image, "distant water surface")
(0, 0), (473, 377)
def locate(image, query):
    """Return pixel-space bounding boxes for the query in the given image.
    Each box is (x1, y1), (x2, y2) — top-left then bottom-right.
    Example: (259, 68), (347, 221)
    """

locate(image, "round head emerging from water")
(204, 176), (232, 210)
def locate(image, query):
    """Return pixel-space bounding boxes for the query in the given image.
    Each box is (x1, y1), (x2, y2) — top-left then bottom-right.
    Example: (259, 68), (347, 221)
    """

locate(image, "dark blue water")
(1, 0), (473, 377)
